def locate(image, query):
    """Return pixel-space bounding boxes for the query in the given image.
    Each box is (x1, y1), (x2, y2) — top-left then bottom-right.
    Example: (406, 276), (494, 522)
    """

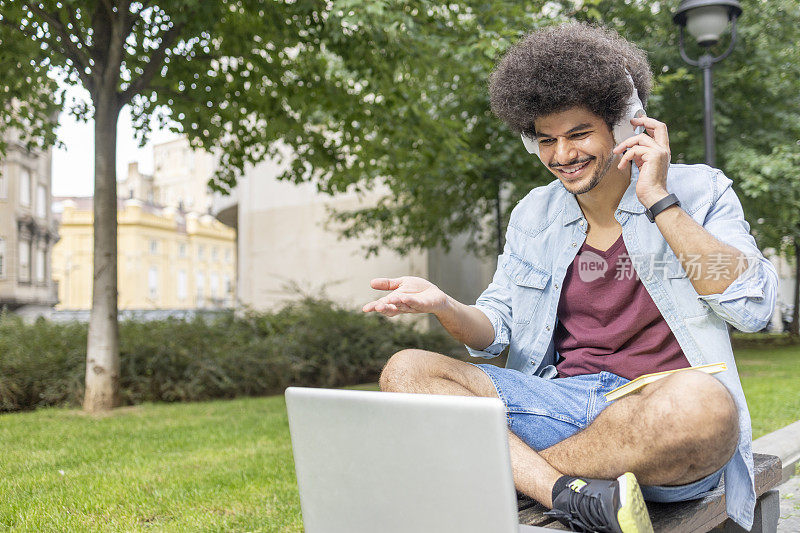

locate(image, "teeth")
(561, 161), (589, 174)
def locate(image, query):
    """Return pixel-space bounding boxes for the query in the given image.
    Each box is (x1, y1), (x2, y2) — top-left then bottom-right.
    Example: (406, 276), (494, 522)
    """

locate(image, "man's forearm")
(654, 205), (747, 295)
(434, 296), (497, 350)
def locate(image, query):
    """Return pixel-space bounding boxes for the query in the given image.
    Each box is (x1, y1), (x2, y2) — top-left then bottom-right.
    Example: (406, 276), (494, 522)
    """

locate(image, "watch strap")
(645, 193), (680, 223)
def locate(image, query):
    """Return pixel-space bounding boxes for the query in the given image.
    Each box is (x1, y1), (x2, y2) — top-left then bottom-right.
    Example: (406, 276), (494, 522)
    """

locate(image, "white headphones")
(520, 72), (646, 161)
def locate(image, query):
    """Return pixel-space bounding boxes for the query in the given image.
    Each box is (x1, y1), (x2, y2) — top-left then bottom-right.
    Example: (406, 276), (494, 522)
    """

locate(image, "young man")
(362, 23), (776, 533)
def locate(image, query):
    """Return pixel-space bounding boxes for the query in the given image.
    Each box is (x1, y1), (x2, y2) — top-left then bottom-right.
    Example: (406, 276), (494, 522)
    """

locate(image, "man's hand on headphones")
(613, 115), (672, 209)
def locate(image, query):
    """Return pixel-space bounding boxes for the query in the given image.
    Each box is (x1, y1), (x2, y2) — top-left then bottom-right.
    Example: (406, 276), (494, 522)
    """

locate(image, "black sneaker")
(544, 472), (653, 533)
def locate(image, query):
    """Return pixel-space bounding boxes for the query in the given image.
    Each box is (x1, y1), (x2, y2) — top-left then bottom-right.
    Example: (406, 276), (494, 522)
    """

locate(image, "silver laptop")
(285, 387), (546, 532)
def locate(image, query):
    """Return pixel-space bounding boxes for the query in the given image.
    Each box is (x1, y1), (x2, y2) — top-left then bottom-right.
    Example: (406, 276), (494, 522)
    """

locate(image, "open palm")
(362, 277), (448, 317)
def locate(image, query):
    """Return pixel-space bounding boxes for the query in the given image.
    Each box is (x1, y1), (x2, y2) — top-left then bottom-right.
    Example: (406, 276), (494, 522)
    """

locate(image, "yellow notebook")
(603, 362), (727, 401)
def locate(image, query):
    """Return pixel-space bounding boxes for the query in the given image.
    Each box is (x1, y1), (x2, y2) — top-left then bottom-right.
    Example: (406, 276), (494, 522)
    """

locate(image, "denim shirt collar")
(561, 164), (645, 226)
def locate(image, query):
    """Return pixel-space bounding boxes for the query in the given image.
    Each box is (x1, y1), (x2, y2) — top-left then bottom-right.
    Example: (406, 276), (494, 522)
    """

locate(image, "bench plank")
(517, 454), (782, 532)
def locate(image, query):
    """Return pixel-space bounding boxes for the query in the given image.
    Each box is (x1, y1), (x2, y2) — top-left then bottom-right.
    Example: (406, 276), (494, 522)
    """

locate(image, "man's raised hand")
(362, 277), (449, 318)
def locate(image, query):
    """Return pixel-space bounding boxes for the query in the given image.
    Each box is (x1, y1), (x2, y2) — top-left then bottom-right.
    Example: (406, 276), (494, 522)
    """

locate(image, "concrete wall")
(152, 138), (217, 212)
(234, 154), (495, 313)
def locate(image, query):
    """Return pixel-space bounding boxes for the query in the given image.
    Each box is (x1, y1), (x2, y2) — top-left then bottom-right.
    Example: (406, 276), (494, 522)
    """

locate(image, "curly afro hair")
(489, 22), (652, 135)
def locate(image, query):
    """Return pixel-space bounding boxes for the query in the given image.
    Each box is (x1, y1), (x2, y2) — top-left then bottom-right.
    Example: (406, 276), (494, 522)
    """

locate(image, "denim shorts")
(472, 363), (725, 503)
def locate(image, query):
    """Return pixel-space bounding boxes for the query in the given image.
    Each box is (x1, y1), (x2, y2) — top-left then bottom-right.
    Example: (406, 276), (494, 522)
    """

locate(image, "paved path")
(778, 473), (800, 532)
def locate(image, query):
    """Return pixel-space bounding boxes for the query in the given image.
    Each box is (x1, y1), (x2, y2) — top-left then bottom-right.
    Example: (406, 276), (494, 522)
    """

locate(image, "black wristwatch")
(645, 193), (681, 223)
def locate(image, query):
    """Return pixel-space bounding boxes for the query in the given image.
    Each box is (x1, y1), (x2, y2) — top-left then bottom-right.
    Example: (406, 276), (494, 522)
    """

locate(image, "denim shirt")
(468, 163), (778, 530)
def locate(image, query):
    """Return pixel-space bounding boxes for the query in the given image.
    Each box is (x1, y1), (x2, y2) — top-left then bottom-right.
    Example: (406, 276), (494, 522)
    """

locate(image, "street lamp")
(673, 0), (742, 167)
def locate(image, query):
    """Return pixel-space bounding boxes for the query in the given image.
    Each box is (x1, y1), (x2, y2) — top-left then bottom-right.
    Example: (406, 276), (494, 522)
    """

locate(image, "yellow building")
(52, 197), (236, 310)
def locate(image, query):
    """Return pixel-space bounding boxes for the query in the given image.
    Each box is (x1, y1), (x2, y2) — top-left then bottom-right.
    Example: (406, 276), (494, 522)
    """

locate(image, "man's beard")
(561, 151), (616, 195)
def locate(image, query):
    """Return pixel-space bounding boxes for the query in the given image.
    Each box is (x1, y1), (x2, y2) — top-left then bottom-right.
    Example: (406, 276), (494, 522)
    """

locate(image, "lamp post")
(673, 0), (742, 167)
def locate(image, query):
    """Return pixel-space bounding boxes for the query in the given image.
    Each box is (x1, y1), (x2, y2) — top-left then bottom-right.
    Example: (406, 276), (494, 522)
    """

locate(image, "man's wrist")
(645, 192), (681, 222)
(434, 295), (458, 321)
(640, 188), (671, 210)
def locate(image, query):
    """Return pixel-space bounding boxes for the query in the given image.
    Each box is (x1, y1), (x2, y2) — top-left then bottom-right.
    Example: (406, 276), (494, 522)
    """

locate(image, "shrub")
(0, 298), (464, 411)
(0, 314), (86, 411)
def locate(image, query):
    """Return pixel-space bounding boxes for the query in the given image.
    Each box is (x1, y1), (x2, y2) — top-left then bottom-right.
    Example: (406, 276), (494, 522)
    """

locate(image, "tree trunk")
(792, 236), (800, 338)
(83, 93), (121, 412)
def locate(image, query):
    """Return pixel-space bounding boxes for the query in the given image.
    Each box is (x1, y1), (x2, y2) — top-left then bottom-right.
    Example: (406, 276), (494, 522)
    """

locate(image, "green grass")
(735, 343), (800, 439)
(1, 345), (798, 531)
(0, 396), (304, 532)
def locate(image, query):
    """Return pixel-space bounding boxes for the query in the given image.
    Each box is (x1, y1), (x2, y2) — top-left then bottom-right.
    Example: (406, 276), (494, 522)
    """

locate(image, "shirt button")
(571, 242), (577, 247)
(616, 210), (622, 215)
(554, 283), (559, 289)
(545, 325), (551, 331)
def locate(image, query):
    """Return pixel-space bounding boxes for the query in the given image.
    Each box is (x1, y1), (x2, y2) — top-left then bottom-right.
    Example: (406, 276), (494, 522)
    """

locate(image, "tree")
(330, 0), (800, 292)
(0, 0), (398, 411)
(2, 1), (235, 411)
(274, 0), (800, 260)
(2, 0), (797, 412)
(729, 144), (800, 336)
(0, 14), (59, 153)
(0, 0), (542, 410)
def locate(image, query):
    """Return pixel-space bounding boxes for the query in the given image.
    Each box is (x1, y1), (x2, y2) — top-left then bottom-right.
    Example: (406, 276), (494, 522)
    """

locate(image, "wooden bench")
(517, 453), (782, 532)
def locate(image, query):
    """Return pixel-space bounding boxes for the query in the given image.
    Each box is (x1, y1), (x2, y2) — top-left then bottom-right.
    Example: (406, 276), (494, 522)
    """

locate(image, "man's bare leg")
(379, 349), (563, 506)
(539, 369), (739, 486)
(379, 349), (738, 507)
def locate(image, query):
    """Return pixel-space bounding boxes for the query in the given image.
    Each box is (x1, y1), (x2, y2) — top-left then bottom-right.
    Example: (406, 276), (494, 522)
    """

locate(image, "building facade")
(212, 144), (495, 314)
(52, 197), (236, 310)
(0, 128), (59, 317)
(117, 137), (217, 214)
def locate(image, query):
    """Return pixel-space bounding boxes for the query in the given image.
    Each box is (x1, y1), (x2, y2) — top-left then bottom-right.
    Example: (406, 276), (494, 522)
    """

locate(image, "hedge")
(0, 298), (464, 412)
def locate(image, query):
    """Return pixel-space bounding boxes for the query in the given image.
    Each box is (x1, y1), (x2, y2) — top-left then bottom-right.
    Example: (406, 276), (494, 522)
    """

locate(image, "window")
(178, 242), (187, 258)
(149, 239), (159, 254)
(198, 244), (205, 260)
(0, 238), (5, 278)
(224, 275), (232, 295)
(35, 246), (46, 282)
(210, 272), (219, 298)
(211, 247), (218, 261)
(196, 271), (205, 304)
(19, 168), (31, 206)
(225, 248), (232, 263)
(18, 240), (30, 281)
(177, 270), (187, 301)
(36, 185), (47, 218)
(148, 266), (159, 300)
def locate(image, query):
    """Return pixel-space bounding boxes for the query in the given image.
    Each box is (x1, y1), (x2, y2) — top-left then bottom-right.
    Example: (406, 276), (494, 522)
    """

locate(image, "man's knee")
(650, 370), (738, 459)
(378, 349), (497, 398)
(379, 349), (432, 392)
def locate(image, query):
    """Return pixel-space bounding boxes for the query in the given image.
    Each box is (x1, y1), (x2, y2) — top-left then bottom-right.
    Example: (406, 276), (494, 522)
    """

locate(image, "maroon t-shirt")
(554, 234), (690, 380)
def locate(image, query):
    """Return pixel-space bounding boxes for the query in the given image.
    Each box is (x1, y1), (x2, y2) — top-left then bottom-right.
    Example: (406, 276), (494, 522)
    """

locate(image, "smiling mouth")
(556, 159), (592, 177)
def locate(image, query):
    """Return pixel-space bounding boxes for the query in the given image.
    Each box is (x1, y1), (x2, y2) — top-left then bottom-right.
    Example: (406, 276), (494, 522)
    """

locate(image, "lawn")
(1, 346), (798, 532)
(736, 343), (800, 439)
(0, 396), (304, 532)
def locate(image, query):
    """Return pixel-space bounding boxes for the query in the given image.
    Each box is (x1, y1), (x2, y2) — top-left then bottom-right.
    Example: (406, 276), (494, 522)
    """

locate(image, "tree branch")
(66, 6), (87, 49)
(100, 0), (114, 20)
(121, 1), (145, 48)
(0, 16), (38, 41)
(118, 21), (186, 106)
(102, 3), (129, 99)
(148, 84), (198, 106)
(22, 2), (96, 94)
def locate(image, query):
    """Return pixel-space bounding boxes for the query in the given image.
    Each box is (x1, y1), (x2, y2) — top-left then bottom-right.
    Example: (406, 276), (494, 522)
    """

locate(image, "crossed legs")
(379, 349), (739, 508)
